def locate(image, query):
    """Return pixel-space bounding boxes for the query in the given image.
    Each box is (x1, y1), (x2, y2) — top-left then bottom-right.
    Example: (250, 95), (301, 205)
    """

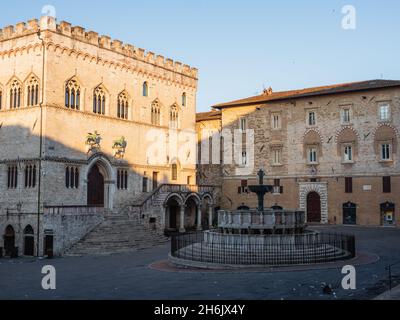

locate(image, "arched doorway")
(23, 225), (34, 256)
(87, 164), (105, 206)
(4, 225), (15, 257)
(343, 202), (357, 225)
(185, 197), (201, 231)
(165, 196), (182, 231)
(307, 192), (321, 223)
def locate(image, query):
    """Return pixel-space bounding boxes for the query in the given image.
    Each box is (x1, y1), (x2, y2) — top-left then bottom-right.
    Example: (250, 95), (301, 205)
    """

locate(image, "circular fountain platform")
(170, 230), (355, 269)
(169, 169), (356, 269)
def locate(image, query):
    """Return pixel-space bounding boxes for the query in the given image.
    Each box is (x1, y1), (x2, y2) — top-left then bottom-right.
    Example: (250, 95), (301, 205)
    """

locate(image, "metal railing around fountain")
(170, 232), (356, 266)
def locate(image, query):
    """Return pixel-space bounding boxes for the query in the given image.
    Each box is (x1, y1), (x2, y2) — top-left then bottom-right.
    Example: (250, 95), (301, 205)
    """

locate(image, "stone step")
(66, 212), (169, 256)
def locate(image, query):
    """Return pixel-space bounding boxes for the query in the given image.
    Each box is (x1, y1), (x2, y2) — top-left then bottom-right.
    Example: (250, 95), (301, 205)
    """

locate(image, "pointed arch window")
(65, 79), (81, 110)
(182, 92), (187, 107)
(171, 164), (178, 181)
(9, 80), (22, 109)
(151, 100), (161, 126)
(26, 76), (39, 107)
(7, 165), (18, 189)
(65, 167), (79, 189)
(170, 105), (179, 129)
(117, 169), (128, 190)
(143, 82), (149, 97)
(24, 164), (37, 188)
(93, 85), (106, 115)
(117, 92), (129, 120)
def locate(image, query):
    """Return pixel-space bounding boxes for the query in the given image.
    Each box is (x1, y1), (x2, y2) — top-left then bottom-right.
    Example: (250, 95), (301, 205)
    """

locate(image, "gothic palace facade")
(0, 16), (218, 257)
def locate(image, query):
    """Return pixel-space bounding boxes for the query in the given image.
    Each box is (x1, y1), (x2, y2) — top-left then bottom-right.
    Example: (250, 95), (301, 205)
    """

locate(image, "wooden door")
(24, 236), (34, 256)
(87, 165), (104, 206)
(343, 202), (357, 225)
(307, 192), (321, 223)
(4, 226), (15, 256)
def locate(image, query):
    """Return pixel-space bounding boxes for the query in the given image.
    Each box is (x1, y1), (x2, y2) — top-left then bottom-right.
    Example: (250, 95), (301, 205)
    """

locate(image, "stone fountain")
(249, 169), (273, 211)
(169, 170), (356, 269)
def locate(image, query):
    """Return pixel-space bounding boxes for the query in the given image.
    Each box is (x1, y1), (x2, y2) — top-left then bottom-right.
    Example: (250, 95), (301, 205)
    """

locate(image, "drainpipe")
(36, 29), (46, 257)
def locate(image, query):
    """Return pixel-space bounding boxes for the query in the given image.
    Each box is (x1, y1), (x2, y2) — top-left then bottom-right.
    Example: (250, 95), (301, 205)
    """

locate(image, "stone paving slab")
(150, 251), (379, 273)
(0, 225), (399, 300)
(374, 284), (400, 300)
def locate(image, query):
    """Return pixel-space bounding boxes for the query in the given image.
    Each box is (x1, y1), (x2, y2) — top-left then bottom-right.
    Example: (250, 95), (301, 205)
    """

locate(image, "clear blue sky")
(2, 0), (400, 112)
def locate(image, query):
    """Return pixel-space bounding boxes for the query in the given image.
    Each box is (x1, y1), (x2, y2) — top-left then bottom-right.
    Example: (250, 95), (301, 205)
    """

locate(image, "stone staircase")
(65, 184), (218, 256)
(65, 213), (169, 256)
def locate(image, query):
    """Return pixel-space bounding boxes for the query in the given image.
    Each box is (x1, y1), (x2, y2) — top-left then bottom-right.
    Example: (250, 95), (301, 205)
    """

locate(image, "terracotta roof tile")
(212, 79), (400, 109)
(196, 110), (222, 122)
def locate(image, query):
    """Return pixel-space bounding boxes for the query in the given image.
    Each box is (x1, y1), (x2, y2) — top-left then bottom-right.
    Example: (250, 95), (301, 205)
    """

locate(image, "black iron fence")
(386, 261), (400, 291)
(171, 232), (356, 266)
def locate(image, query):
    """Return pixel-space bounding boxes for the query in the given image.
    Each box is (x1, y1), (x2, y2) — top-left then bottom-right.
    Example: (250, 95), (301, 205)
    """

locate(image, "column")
(197, 205), (202, 231)
(208, 205), (213, 228)
(179, 205), (186, 233)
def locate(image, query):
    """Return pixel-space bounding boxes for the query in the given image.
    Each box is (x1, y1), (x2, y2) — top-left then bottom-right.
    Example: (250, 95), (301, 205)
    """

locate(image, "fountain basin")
(218, 209), (306, 232)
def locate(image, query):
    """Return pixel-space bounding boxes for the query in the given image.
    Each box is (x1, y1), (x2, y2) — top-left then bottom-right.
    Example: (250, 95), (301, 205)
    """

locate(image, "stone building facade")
(198, 80), (400, 227)
(0, 16), (215, 256)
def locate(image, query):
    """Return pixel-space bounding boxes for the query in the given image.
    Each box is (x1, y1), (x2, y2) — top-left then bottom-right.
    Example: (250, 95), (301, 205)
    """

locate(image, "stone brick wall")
(216, 87), (400, 226)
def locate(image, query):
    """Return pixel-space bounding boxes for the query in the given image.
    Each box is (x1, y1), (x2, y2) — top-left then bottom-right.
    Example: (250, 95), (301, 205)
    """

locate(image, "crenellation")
(71, 26), (86, 40)
(27, 19), (39, 31)
(123, 44), (135, 57)
(174, 61), (182, 73)
(58, 21), (71, 36)
(165, 58), (173, 70)
(86, 31), (99, 45)
(40, 15), (56, 31)
(99, 35), (111, 49)
(145, 51), (155, 64)
(111, 39), (123, 52)
(191, 68), (198, 78)
(137, 48), (145, 59)
(0, 16), (198, 80)
(3, 26), (14, 38)
(156, 55), (165, 67)
(182, 64), (190, 74)
(15, 22), (26, 34)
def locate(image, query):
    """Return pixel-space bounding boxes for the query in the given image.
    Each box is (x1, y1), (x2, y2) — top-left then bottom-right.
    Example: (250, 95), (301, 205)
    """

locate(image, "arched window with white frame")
(117, 91), (129, 120)
(9, 79), (22, 109)
(65, 78), (81, 110)
(26, 76), (39, 107)
(151, 100), (161, 126)
(143, 81), (149, 97)
(182, 92), (187, 107)
(93, 85), (106, 115)
(170, 104), (179, 129)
